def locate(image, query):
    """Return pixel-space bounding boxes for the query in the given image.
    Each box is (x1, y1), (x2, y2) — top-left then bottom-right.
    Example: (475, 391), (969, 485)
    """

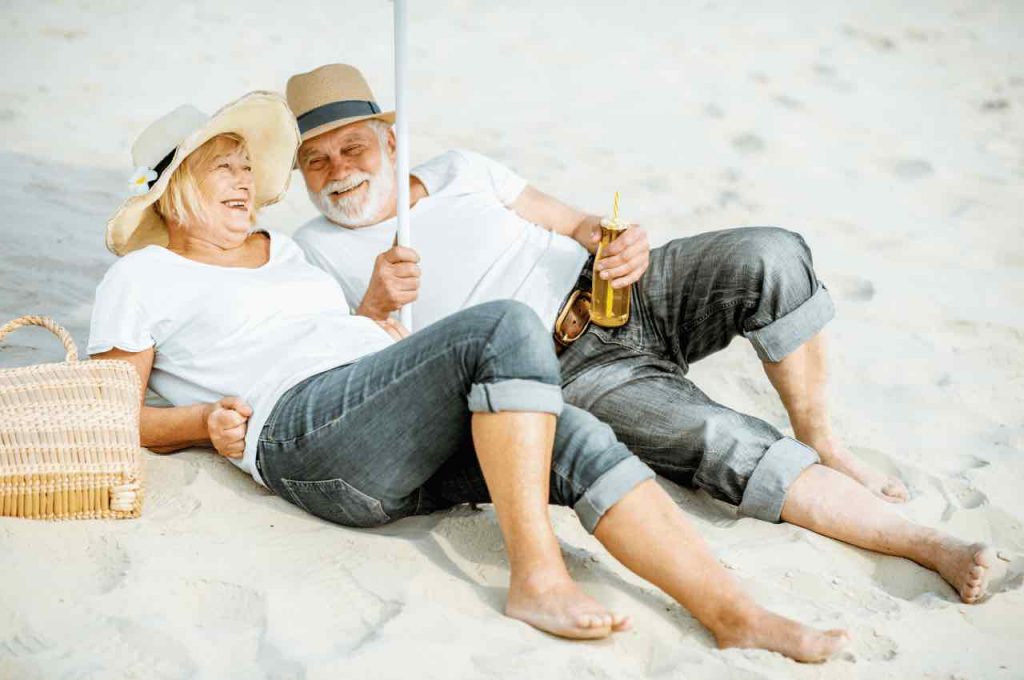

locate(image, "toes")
(574, 613), (613, 638)
(578, 613), (612, 630)
(969, 565), (985, 579)
(961, 583), (985, 603)
(827, 629), (852, 643)
(974, 546), (996, 568)
(816, 629), (852, 658)
(612, 614), (632, 631)
(882, 480), (909, 502)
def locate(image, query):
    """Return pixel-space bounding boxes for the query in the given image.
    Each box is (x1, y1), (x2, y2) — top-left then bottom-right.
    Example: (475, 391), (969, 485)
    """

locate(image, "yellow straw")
(605, 192), (620, 318)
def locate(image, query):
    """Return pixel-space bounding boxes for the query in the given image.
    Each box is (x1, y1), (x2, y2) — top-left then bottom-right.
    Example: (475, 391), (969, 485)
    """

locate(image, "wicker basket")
(0, 315), (143, 519)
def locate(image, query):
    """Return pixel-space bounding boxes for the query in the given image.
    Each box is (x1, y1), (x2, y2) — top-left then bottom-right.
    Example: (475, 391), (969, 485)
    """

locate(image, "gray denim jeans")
(257, 300), (654, 533)
(559, 226), (834, 522)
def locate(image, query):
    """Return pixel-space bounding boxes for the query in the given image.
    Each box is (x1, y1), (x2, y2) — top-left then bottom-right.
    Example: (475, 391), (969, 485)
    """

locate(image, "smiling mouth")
(331, 180), (367, 199)
(222, 199), (249, 211)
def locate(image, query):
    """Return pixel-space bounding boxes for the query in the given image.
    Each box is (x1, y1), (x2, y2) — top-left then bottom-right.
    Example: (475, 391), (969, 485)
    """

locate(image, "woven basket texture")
(0, 315), (143, 519)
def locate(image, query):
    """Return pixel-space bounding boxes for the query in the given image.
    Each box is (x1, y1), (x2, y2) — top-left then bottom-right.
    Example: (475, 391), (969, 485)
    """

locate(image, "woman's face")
(195, 144), (254, 239)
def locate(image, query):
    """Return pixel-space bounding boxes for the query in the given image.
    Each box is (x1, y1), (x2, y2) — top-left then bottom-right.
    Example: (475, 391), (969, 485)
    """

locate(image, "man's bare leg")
(472, 412), (628, 639)
(782, 464), (994, 603)
(762, 331), (910, 502)
(595, 479), (850, 662)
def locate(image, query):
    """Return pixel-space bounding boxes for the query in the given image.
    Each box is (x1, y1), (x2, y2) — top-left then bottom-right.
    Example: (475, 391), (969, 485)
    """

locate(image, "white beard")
(310, 157), (396, 228)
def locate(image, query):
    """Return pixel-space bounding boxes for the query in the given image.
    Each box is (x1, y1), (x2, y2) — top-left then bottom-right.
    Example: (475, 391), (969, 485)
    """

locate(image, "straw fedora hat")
(105, 91), (299, 256)
(286, 64), (395, 143)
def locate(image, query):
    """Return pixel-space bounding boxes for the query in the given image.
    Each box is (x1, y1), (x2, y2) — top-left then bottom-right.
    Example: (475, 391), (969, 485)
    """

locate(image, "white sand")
(1, 1), (1022, 677)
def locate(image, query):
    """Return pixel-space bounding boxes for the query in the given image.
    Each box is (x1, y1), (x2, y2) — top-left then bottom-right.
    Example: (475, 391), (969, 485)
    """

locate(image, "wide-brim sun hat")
(286, 64), (395, 144)
(105, 91), (300, 256)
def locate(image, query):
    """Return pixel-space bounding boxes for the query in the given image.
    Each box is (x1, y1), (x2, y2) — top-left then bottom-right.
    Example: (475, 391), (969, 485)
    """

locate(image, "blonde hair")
(155, 132), (252, 227)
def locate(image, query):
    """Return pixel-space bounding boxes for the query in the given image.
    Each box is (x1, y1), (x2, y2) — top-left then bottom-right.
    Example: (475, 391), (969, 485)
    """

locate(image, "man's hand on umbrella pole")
(356, 245), (421, 321)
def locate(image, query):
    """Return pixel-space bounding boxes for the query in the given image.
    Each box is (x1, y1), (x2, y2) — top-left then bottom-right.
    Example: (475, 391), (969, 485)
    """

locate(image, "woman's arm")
(91, 347), (249, 457)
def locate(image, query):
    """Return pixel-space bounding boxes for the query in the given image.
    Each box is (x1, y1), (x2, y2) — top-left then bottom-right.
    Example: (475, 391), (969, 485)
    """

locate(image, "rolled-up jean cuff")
(574, 455), (656, 534)
(738, 437), (820, 523)
(743, 284), (835, 363)
(467, 379), (564, 415)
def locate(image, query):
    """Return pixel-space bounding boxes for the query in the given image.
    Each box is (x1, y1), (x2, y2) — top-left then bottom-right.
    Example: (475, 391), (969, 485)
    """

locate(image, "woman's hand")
(374, 317), (411, 342)
(204, 396), (252, 459)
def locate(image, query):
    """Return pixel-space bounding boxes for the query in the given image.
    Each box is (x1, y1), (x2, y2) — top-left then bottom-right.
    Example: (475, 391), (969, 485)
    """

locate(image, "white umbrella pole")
(394, 0), (413, 330)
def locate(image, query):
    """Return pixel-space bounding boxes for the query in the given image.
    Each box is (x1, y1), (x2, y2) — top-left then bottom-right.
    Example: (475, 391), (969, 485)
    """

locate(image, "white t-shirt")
(87, 230), (395, 488)
(293, 149), (589, 331)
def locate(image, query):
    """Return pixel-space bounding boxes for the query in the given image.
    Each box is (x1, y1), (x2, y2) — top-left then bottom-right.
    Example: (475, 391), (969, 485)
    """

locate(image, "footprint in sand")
(870, 552), (953, 603)
(851, 628), (899, 662)
(0, 626), (52, 658)
(840, 24), (898, 51)
(703, 103), (725, 119)
(641, 174), (671, 193)
(886, 158), (934, 180)
(773, 94), (804, 111)
(990, 552), (1024, 595)
(731, 133), (765, 154)
(84, 534), (131, 594)
(141, 454), (204, 520)
(848, 446), (908, 486)
(99, 618), (200, 678)
(812, 62), (857, 92)
(827, 274), (876, 302)
(933, 478), (989, 522)
(981, 98), (1010, 112)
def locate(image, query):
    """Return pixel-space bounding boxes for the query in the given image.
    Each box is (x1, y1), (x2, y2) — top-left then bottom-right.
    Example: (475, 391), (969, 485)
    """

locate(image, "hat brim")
(105, 91), (301, 256)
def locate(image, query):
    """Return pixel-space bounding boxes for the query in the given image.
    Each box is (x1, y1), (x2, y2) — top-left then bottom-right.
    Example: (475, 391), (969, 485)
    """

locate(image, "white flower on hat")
(128, 166), (158, 196)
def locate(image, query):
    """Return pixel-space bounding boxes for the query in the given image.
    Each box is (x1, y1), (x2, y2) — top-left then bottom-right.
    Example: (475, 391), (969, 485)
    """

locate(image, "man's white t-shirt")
(87, 230), (395, 488)
(293, 149), (589, 331)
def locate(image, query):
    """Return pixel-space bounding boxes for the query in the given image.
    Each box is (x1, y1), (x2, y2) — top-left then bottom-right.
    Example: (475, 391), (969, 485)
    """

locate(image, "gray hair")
(362, 118), (392, 148)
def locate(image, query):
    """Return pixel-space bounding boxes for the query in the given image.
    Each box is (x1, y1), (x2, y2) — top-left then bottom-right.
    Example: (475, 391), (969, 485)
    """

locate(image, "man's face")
(298, 120), (397, 228)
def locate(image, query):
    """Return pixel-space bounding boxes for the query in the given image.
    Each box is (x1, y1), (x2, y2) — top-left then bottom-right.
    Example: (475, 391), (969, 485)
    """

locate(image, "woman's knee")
(471, 300), (561, 384)
(459, 301), (564, 415)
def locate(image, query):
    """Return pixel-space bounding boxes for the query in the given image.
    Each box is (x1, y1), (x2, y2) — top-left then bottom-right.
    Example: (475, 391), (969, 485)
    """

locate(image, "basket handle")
(0, 315), (79, 362)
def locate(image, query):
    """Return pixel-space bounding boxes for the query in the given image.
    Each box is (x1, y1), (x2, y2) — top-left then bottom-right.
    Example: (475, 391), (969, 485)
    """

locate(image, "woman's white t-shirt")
(87, 230), (395, 488)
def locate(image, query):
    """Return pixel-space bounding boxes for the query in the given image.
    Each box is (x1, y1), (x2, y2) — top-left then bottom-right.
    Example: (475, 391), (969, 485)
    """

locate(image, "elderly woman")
(87, 92), (855, 660)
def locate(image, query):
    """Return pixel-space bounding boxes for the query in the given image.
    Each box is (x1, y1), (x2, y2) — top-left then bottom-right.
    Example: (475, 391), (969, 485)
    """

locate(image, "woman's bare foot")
(919, 538), (995, 603)
(714, 608), (850, 663)
(506, 569), (630, 640)
(804, 434), (909, 503)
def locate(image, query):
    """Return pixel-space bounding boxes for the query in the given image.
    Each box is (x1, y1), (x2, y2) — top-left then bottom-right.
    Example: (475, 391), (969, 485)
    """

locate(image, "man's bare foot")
(714, 608), (850, 663)
(506, 570), (630, 640)
(920, 539), (995, 603)
(804, 435), (909, 503)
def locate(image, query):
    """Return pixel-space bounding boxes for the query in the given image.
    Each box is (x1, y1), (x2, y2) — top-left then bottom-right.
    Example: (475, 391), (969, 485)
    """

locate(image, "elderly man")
(283, 64), (995, 606)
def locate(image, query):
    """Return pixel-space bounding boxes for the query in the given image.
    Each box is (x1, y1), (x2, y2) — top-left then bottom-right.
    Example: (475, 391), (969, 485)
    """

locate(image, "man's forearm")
(141, 403), (212, 453)
(509, 186), (601, 252)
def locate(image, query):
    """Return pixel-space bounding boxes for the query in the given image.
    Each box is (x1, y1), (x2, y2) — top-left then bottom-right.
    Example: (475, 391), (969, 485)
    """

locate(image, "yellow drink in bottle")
(591, 193), (631, 328)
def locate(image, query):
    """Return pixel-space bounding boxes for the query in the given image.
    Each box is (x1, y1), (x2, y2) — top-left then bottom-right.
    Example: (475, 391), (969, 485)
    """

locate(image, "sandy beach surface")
(1, 1), (1023, 677)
